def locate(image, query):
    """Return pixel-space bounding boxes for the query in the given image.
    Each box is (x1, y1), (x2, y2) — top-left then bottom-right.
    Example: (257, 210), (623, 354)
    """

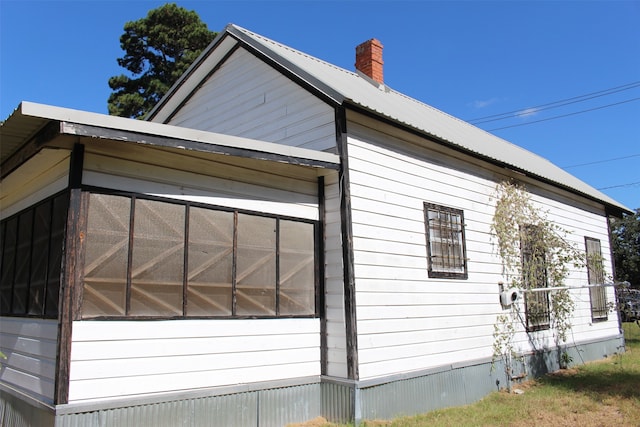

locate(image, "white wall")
(68, 318), (320, 402)
(0, 317), (57, 404)
(166, 48), (336, 152)
(82, 142), (321, 220)
(323, 173), (348, 378)
(67, 142), (326, 401)
(345, 119), (619, 380)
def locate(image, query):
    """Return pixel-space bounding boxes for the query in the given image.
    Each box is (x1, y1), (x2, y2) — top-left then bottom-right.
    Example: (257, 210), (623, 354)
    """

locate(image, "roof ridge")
(229, 23), (361, 80)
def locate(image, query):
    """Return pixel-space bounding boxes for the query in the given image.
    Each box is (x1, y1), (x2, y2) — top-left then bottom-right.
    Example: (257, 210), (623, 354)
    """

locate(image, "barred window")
(585, 237), (607, 321)
(424, 203), (468, 279)
(82, 192), (317, 319)
(521, 225), (550, 331)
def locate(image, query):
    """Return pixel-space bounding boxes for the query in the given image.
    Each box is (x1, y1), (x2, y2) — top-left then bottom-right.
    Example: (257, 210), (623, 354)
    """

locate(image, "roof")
(149, 24), (631, 214)
(0, 101), (340, 175)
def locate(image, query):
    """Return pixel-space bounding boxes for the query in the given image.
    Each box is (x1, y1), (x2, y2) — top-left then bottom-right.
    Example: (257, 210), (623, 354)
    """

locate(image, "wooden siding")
(0, 317), (57, 404)
(345, 120), (619, 380)
(67, 318), (320, 402)
(323, 173), (348, 378)
(166, 48), (336, 152)
(0, 148), (69, 220)
(81, 142), (320, 220)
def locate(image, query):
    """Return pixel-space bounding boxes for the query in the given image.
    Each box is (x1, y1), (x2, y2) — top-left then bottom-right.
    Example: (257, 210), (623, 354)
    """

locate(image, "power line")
(468, 80), (640, 124)
(487, 97), (640, 131)
(598, 181), (640, 190)
(562, 154), (640, 169)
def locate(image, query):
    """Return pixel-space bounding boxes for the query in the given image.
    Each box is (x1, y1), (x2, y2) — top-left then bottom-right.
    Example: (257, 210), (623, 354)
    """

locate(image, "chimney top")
(355, 38), (383, 84)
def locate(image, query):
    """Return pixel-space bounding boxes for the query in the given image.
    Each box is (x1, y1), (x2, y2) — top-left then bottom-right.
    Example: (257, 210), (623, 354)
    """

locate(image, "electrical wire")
(468, 80), (640, 124)
(562, 154), (640, 169)
(487, 97), (640, 131)
(597, 181), (640, 190)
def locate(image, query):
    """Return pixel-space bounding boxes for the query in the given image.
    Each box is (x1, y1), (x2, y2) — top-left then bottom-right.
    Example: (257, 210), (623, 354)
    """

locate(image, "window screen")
(187, 207), (234, 316)
(0, 192), (68, 318)
(81, 192), (317, 319)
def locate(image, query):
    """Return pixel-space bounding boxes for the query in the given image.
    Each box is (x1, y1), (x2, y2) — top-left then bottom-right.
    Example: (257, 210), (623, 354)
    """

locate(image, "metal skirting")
(0, 390), (54, 427)
(356, 361), (503, 421)
(55, 384), (322, 427)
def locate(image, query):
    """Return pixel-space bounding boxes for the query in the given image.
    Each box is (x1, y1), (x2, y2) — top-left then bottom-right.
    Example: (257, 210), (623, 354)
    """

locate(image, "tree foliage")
(108, 3), (216, 119)
(611, 208), (640, 288)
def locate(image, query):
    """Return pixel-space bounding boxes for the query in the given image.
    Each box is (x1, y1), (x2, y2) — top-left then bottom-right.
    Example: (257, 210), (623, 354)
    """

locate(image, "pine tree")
(108, 3), (216, 119)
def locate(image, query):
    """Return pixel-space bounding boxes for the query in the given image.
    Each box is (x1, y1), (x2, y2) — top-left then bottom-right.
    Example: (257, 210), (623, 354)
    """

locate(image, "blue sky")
(1, 0), (639, 210)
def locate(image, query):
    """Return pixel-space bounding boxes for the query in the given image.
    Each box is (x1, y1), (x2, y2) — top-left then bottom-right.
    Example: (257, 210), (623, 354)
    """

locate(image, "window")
(0, 192), (69, 318)
(521, 224), (550, 331)
(585, 237), (607, 321)
(81, 192), (317, 319)
(424, 203), (468, 279)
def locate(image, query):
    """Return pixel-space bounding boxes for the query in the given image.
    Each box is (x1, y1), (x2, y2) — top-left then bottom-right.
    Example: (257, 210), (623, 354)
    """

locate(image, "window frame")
(80, 190), (319, 320)
(520, 224), (551, 331)
(585, 236), (608, 321)
(424, 203), (468, 280)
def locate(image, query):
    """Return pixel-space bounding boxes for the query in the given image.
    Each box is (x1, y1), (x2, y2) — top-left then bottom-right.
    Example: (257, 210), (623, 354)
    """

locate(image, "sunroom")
(0, 102), (339, 416)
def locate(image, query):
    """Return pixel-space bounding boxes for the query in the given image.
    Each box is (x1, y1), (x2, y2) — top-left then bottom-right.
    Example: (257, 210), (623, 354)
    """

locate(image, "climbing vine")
(490, 181), (586, 385)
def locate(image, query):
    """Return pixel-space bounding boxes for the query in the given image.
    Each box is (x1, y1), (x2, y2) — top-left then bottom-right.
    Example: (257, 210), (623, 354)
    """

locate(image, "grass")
(293, 322), (640, 427)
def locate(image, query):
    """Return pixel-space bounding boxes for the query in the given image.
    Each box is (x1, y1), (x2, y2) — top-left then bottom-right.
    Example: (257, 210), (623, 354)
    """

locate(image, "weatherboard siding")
(67, 319), (320, 402)
(345, 121), (619, 380)
(0, 317), (57, 404)
(81, 144), (320, 220)
(166, 48), (336, 152)
(0, 148), (69, 220)
(323, 173), (349, 378)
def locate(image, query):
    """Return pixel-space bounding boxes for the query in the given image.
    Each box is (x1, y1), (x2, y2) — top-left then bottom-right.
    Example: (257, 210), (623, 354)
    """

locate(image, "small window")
(585, 237), (607, 321)
(424, 203), (468, 279)
(521, 225), (550, 331)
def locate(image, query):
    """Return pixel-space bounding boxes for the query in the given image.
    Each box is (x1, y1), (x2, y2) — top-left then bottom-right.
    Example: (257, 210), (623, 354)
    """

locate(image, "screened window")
(0, 192), (69, 318)
(81, 193), (317, 319)
(424, 203), (468, 279)
(521, 225), (551, 331)
(585, 237), (607, 321)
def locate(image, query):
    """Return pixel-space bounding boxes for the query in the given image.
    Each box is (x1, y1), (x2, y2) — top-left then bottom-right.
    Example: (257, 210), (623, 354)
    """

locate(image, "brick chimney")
(355, 39), (383, 84)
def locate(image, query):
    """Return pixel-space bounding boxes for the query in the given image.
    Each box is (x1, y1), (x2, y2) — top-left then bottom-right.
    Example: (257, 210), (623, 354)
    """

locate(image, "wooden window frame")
(585, 236), (608, 321)
(424, 203), (468, 280)
(80, 190), (319, 320)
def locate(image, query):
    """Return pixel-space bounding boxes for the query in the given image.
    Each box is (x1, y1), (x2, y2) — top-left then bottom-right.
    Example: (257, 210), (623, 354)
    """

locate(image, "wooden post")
(55, 143), (87, 405)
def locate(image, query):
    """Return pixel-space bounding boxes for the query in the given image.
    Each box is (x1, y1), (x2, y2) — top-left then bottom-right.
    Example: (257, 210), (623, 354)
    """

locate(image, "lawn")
(295, 322), (640, 427)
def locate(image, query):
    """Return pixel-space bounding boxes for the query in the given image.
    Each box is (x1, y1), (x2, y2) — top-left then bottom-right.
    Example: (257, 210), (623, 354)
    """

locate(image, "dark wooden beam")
(55, 143), (87, 405)
(335, 107), (359, 380)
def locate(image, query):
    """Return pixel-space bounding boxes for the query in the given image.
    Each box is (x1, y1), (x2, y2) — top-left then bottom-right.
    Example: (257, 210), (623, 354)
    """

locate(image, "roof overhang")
(1, 102), (340, 179)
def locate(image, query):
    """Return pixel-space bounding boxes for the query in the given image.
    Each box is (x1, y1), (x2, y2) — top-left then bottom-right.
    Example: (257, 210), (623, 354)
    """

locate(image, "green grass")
(296, 323), (640, 427)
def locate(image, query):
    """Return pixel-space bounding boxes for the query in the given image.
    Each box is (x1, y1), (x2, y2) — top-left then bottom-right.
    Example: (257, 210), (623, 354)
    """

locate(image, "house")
(0, 24), (631, 426)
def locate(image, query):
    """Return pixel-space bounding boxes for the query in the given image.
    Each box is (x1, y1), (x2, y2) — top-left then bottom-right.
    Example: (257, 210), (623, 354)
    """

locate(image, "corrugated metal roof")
(230, 25), (631, 212)
(172, 24), (628, 213)
(0, 102), (340, 170)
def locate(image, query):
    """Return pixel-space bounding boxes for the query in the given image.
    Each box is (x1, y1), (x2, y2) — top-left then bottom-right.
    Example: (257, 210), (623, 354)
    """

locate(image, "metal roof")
(151, 24), (630, 214)
(0, 102), (340, 171)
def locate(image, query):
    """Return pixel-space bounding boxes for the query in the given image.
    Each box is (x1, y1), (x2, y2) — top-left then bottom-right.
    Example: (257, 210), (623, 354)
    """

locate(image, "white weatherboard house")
(0, 24), (632, 426)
